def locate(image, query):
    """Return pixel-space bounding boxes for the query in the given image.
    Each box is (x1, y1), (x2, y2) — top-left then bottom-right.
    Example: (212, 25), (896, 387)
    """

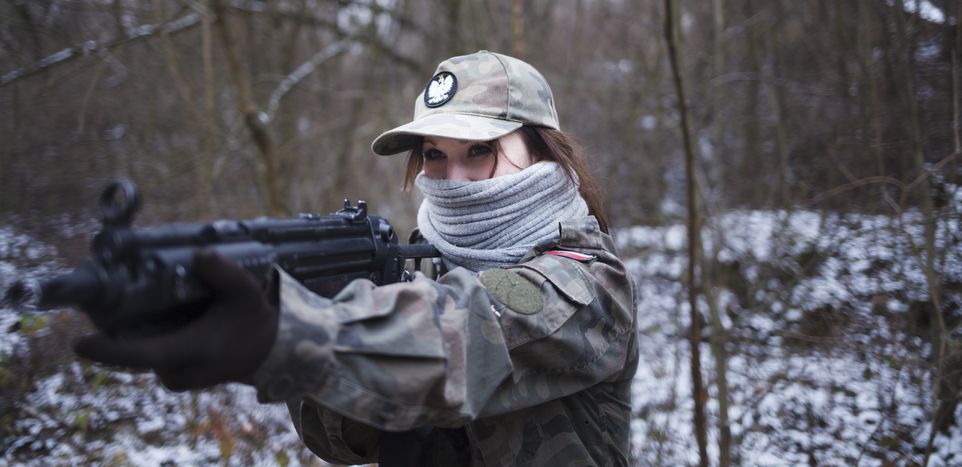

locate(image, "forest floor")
(620, 208), (961, 465)
(1, 206), (960, 466)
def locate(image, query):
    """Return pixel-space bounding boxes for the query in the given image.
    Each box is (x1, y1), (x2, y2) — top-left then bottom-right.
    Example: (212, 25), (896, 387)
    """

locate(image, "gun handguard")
(4, 180), (439, 336)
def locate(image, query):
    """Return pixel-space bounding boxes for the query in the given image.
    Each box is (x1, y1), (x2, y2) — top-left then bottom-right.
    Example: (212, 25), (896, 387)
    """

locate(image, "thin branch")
(347, 0), (429, 38)
(903, 150), (961, 194)
(953, 54), (961, 155)
(75, 59), (108, 134)
(227, 0), (422, 71)
(265, 40), (350, 121)
(0, 13), (201, 88)
(0, 1), (421, 89)
(809, 150), (960, 207)
(212, 0), (285, 216)
(809, 176), (905, 205)
(153, 2), (209, 128)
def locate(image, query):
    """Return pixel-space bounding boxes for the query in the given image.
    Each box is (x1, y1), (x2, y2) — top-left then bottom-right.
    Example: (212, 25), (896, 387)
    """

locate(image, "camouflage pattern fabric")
(372, 50), (560, 155)
(252, 216), (639, 466)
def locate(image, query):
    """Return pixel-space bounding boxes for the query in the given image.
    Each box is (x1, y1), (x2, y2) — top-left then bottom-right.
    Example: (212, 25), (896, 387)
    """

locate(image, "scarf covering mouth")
(415, 161), (589, 272)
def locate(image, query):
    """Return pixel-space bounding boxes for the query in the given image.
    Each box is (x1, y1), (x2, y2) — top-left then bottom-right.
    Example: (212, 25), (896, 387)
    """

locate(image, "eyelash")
(423, 148), (444, 161)
(422, 144), (494, 161)
(469, 144), (494, 157)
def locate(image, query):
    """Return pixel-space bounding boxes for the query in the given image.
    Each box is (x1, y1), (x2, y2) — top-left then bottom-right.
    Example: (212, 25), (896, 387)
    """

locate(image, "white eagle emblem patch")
(424, 71), (457, 107)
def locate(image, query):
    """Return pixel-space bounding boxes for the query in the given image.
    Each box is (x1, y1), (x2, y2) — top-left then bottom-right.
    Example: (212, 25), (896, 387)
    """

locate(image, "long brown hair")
(403, 126), (610, 233)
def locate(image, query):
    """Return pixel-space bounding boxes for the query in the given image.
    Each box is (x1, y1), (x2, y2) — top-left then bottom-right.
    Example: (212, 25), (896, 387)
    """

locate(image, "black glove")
(74, 250), (279, 391)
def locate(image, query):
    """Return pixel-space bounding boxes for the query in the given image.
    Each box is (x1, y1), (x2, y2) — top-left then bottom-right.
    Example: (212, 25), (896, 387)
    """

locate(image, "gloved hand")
(74, 250), (279, 391)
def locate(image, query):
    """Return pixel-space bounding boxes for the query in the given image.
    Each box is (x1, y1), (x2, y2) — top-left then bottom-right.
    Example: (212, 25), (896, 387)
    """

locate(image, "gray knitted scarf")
(415, 161), (589, 272)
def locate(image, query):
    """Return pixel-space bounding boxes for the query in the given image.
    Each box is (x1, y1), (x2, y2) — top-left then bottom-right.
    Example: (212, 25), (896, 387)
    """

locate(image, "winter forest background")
(1, 0), (961, 465)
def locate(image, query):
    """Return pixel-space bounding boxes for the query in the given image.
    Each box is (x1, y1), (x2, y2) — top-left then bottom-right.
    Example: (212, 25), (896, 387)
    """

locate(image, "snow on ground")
(0, 223), (64, 357)
(8, 364), (311, 465)
(2, 206), (960, 465)
(619, 207), (961, 465)
(0, 218), (316, 465)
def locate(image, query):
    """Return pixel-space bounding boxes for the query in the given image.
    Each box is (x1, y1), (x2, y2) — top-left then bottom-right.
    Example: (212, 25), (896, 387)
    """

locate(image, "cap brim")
(371, 113), (523, 155)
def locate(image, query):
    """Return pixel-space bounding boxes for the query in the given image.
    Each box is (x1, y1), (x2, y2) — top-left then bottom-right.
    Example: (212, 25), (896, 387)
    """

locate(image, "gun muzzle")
(4, 279), (39, 308)
(4, 263), (103, 310)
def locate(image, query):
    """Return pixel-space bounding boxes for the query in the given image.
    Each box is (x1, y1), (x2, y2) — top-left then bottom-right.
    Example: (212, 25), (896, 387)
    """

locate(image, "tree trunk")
(197, 0), (217, 217)
(708, 1), (733, 463)
(512, 0), (525, 57)
(888, 2), (948, 463)
(212, 0), (286, 216)
(664, 1), (709, 465)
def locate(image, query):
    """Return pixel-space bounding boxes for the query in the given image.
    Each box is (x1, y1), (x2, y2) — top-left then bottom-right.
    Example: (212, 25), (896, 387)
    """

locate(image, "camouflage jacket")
(251, 216), (638, 466)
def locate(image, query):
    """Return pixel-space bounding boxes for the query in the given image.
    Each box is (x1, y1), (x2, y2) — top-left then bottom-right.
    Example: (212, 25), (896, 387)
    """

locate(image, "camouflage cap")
(371, 50), (560, 155)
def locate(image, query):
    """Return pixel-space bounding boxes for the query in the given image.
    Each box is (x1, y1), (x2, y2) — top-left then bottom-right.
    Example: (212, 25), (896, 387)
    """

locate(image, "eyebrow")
(422, 138), (492, 146)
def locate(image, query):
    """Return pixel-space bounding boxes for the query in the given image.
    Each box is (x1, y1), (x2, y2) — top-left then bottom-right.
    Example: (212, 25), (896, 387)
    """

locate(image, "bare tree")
(664, 1), (709, 465)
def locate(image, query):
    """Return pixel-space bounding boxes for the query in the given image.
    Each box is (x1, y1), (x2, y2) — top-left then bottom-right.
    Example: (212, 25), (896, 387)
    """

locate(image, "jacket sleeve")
(250, 249), (635, 433)
(286, 399), (380, 464)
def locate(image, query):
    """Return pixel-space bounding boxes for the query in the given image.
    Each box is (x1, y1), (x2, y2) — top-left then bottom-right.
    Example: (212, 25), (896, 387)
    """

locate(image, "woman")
(76, 51), (638, 466)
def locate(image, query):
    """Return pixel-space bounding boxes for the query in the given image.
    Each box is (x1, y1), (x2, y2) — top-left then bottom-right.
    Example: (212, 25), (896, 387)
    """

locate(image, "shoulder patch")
(479, 269), (543, 315)
(514, 255), (594, 306)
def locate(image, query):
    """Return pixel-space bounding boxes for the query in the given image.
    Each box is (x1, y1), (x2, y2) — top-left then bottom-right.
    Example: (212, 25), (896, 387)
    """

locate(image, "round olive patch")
(480, 269), (543, 315)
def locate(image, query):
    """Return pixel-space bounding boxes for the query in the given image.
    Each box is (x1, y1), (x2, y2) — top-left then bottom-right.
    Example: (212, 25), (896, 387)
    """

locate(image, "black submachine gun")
(3, 180), (439, 335)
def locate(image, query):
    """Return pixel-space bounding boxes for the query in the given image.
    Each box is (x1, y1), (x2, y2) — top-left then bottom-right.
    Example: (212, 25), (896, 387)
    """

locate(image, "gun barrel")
(397, 244), (440, 259)
(4, 263), (103, 310)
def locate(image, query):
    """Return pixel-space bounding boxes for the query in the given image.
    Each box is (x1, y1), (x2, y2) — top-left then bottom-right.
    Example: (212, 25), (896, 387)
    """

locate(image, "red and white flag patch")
(544, 250), (597, 263)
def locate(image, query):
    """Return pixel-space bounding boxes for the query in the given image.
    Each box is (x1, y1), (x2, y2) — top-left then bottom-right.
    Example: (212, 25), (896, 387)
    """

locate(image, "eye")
(468, 144), (494, 157)
(423, 147), (445, 161)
